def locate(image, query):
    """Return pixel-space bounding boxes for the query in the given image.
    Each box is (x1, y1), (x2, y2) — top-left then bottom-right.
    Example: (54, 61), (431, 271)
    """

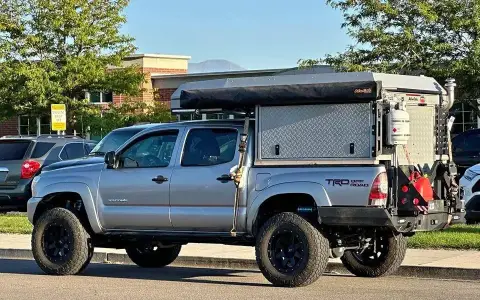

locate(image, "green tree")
(299, 0), (480, 108)
(78, 100), (175, 138)
(0, 0), (145, 126)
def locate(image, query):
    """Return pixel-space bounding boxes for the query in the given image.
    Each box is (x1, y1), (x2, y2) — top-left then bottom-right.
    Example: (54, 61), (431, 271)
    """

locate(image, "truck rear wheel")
(255, 212), (329, 287)
(341, 233), (407, 277)
(31, 207), (93, 275)
(126, 244), (182, 268)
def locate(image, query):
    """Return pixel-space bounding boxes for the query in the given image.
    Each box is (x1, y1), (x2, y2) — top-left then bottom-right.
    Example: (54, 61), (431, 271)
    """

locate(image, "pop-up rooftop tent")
(170, 72), (449, 112)
(171, 72), (454, 170)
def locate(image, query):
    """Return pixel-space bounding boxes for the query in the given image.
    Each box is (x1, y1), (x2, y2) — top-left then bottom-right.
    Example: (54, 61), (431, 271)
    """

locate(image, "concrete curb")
(1, 248), (479, 280)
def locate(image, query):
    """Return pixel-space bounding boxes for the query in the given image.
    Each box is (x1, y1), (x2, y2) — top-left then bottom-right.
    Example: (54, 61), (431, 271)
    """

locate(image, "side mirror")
(104, 151), (117, 169)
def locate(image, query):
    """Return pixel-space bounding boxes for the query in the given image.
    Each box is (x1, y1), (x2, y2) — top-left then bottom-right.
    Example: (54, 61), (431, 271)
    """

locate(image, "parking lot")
(0, 259), (479, 300)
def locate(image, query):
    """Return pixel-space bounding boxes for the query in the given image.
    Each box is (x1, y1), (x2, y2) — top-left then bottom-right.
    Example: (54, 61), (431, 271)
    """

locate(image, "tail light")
(369, 172), (388, 206)
(21, 160), (41, 179)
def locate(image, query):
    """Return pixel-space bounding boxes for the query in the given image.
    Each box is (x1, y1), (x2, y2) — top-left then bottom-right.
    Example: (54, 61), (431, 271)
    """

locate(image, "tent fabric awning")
(177, 81), (381, 110)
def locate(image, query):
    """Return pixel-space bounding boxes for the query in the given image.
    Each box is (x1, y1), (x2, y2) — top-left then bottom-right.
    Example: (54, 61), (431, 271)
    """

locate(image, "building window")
(88, 92), (113, 104)
(450, 103), (478, 136)
(18, 116), (52, 136)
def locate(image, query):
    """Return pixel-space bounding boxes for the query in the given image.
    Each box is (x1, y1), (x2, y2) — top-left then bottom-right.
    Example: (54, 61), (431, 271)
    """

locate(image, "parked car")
(452, 129), (480, 177)
(0, 135), (97, 211)
(27, 72), (460, 287)
(459, 164), (480, 224)
(40, 123), (160, 172)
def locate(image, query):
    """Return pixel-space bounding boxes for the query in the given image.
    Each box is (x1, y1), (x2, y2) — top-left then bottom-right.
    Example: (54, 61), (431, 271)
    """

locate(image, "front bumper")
(26, 197), (42, 224)
(318, 204), (453, 233)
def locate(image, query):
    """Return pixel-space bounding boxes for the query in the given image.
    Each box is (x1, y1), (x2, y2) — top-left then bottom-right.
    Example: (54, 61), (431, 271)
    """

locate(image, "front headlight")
(31, 176), (41, 196)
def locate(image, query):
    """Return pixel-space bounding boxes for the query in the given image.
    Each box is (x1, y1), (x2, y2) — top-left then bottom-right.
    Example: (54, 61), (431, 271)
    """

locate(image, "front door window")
(119, 132), (178, 168)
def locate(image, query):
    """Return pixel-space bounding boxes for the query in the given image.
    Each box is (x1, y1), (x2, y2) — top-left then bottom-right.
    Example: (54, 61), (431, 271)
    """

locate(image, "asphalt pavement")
(0, 258), (479, 300)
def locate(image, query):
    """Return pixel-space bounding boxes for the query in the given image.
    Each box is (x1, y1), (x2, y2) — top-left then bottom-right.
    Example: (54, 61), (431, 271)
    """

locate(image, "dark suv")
(452, 129), (480, 176)
(40, 123), (161, 173)
(0, 135), (96, 211)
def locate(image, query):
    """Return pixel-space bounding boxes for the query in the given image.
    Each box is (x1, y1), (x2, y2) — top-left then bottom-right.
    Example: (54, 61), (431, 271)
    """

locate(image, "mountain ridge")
(188, 59), (246, 73)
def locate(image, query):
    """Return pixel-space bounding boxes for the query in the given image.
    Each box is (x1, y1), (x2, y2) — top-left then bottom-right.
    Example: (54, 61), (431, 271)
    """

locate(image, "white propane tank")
(386, 107), (410, 145)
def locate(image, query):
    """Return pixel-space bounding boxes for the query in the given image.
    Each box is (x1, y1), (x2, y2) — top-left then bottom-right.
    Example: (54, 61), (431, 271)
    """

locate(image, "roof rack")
(37, 134), (82, 139)
(0, 135), (37, 139)
(171, 108), (251, 117)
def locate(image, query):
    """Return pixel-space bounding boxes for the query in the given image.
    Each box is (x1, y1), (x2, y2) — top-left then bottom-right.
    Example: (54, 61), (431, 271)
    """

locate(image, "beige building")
(0, 54), (191, 137)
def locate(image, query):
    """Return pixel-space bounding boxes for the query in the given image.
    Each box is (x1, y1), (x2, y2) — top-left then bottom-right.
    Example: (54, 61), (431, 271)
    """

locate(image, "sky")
(122, 0), (351, 70)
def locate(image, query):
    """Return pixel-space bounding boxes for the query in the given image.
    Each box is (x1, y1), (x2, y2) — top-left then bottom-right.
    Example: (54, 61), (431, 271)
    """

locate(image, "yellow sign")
(51, 104), (66, 131)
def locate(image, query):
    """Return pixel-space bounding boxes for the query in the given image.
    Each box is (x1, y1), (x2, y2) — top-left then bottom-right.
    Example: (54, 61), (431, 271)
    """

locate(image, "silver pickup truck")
(27, 72), (462, 287)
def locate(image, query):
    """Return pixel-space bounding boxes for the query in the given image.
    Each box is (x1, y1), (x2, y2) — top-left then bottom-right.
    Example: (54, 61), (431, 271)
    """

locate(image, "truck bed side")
(247, 165), (385, 207)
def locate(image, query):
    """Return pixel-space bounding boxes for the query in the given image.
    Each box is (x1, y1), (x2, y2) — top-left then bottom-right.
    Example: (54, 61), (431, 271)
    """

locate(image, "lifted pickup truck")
(27, 72), (462, 287)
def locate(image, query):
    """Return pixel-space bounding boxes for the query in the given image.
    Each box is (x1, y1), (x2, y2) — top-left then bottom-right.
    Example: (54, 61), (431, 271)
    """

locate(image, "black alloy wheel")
(126, 244), (182, 268)
(268, 230), (306, 274)
(341, 232), (407, 277)
(42, 224), (73, 263)
(255, 212), (329, 287)
(351, 235), (390, 266)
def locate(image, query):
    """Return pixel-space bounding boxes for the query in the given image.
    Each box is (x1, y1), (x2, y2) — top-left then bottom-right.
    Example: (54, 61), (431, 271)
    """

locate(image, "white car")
(459, 164), (480, 224)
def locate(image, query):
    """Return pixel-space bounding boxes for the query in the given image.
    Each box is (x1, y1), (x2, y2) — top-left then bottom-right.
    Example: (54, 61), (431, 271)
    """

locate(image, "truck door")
(169, 127), (239, 232)
(97, 129), (181, 230)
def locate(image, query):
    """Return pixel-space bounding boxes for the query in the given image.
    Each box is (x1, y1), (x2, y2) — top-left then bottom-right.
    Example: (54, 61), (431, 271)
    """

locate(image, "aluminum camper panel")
(394, 93), (439, 171)
(257, 103), (374, 160)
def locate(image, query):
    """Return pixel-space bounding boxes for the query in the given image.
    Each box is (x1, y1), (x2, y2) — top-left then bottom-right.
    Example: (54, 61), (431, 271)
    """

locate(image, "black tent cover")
(177, 80), (381, 110)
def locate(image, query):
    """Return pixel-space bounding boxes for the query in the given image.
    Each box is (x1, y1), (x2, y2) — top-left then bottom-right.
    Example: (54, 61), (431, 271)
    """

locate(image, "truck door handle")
(152, 175), (168, 183)
(216, 174), (233, 182)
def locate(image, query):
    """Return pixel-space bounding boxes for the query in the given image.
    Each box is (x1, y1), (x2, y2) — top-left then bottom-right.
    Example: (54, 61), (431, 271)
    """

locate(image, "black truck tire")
(126, 244), (182, 268)
(341, 233), (407, 277)
(255, 212), (329, 287)
(32, 207), (93, 275)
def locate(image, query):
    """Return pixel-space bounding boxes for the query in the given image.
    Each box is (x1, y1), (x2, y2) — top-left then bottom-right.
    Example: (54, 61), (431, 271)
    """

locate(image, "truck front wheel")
(126, 244), (182, 268)
(255, 212), (329, 287)
(341, 232), (407, 277)
(32, 207), (93, 275)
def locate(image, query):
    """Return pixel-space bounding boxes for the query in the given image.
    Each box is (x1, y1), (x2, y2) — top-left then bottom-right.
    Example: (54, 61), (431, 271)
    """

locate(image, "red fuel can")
(408, 171), (434, 201)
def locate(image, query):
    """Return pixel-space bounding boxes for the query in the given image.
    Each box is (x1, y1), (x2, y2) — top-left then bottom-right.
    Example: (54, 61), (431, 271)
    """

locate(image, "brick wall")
(112, 94), (124, 105)
(154, 88), (177, 104)
(0, 117), (18, 136)
(142, 67), (187, 74)
(112, 67), (186, 106)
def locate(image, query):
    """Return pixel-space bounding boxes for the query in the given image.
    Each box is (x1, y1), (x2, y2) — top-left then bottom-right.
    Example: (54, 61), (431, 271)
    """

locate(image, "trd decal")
(326, 179), (369, 187)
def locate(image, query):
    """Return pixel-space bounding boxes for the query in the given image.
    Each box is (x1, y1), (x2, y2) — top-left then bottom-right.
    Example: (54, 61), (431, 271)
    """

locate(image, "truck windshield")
(89, 129), (143, 156)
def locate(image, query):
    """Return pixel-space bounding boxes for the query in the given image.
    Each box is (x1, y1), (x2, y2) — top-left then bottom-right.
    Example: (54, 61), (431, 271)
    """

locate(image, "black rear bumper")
(0, 181), (31, 210)
(318, 205), (454, 233)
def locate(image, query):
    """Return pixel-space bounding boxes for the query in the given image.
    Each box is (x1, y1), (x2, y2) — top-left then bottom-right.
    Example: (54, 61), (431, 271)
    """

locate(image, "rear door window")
(0, 141), (31, 160)
(84, 143), (96, 154)
(60, 143), (88, 160)
(182, 128), (238, 167)
(31, 142), (56, 159)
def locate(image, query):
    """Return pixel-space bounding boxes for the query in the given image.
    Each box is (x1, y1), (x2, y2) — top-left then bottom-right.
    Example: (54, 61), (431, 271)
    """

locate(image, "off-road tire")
(78, 240), (95, 273)
(255, 212), (329, 287)
(341, 233), (407, 277)
(32, 207), (92, 275)
(126, 244), (182, 268)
